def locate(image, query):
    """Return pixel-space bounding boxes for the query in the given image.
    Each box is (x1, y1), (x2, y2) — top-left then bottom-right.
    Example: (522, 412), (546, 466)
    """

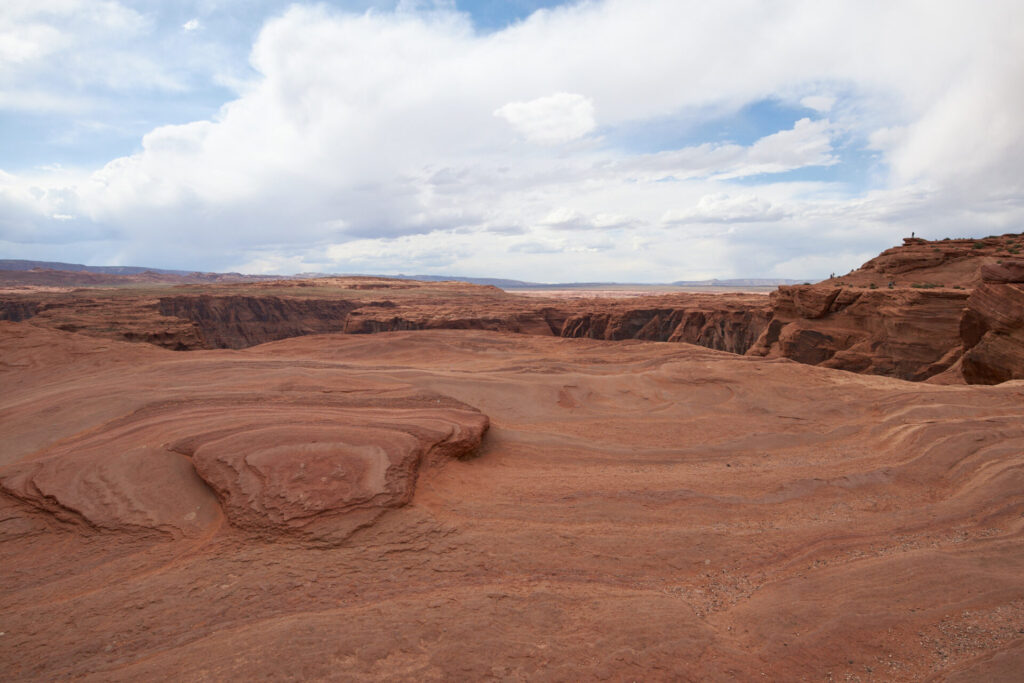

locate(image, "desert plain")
(2, 235), (1024, 681)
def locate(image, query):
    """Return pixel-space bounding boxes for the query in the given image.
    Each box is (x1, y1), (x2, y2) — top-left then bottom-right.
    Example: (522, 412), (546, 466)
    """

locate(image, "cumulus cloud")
(663, 194), (787, 225)
(0, 0), (180, 100)
(800, 95), (835, 113)
(541, 208), (632, 231)
(1, 0), (1022, 281)
(494, 92), (597, 144)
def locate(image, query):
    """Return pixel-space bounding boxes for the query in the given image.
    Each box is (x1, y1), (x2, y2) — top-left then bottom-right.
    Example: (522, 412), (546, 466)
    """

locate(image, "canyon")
(1, 235), (1023, 680)
(4, 234), (1023, 384)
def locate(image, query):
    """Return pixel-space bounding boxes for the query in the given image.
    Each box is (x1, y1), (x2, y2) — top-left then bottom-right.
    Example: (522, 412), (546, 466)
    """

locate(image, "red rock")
(959, 282), (1024, 384)
(980, 258), (1024, 284)
(0, 277), (771, 354)
(748, 285), (969, 381)
(3, 325), (1024, 680)
(0, 326), (487, 544)
(186, 400), (488, 541)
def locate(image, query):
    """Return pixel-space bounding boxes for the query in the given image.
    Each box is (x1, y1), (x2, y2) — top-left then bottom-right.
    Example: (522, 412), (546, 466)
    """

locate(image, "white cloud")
(800, 95), (835, 113)
(615, 118), (836, 182)
(1, 0), (1023, 281)
(182, 19), (201, 32)
(494, 92), (596, 144)
(0, 0), (183, 106)
(663, 194), (787, 225)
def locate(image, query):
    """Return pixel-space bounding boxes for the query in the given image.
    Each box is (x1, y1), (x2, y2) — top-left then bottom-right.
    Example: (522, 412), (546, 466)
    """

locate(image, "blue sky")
(1, 0), (1022, 281)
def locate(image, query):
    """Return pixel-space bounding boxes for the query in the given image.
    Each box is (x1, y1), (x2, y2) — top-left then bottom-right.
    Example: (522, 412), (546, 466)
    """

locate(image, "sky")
(1, 0), (1022, 282)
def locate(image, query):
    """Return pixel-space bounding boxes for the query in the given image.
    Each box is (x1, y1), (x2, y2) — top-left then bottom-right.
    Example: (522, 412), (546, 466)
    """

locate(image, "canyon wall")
(157, 295), (358, 349)
(3, 234), (1023, 383)
(560, 301), (769, 354)
(0, 286), (770, 355)
(958, 261), (1024, 384)
(746, 286), (969, 381)
(747, 235), (1024, 384)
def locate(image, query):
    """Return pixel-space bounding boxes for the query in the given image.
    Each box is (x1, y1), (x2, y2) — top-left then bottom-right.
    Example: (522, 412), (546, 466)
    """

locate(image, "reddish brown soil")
(2, 322), (1023, 681)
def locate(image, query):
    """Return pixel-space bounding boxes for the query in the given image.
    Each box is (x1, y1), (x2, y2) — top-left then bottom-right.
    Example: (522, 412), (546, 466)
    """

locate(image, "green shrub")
(972, 242), (986, 249)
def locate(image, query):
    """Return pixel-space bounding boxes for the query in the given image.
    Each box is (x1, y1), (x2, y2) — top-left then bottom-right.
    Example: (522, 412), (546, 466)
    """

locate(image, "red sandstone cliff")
(957, 260), (1024, 384)
(3, 235), (1023, 383)
(0, 280), (769, 355)
(748, 233), (1024, 383)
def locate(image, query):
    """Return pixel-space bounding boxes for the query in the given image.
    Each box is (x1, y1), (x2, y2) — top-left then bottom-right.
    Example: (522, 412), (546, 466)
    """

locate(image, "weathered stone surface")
(186, 405), (488, 539)
(0, 326), (488, 543)
(0, 276), (770, 354)
(841, 233), (1023, 287)
(559, 296), (771, 353)
(748, 285), (969, 381)
(748, 234), (1024, 383)
(158, 295), (358, 349)
(959, 282), (1024, 384)
(1, 446), (221, 538)
(4, 324), (1024, 681)
(980, 258), (1024, 284)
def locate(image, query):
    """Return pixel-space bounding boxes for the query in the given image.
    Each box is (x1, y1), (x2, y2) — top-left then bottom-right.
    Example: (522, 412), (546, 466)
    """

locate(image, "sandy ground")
(1, 323), (1023, 681)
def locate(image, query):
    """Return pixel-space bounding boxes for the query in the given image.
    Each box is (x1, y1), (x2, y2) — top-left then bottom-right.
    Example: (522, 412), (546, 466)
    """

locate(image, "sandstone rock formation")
(958, 259), (1024, 384)
(3, 233), (1023, 386)
(836, 234), (1023, 287)
(0, 277), (770, 354)
(749, 233), (1024, 384)
(747, 285), (969, 380)
(0, 323), (487, 544)
(3, 323), (1024, 680)
(559, 294), (768, 354)
(157, 294), (358, 348)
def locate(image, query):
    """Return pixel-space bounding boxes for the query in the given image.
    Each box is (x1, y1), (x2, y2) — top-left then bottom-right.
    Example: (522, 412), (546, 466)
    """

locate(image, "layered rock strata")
(747, 285), (969, 381)
(958, 259), (1024, 384)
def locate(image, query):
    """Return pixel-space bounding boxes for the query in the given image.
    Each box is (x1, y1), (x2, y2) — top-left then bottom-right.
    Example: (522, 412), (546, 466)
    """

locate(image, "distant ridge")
(388, 275), (805, 288)
(0, 259), (195, 276)
(1, 260), (805, 289)
(671, 278), (805, 287)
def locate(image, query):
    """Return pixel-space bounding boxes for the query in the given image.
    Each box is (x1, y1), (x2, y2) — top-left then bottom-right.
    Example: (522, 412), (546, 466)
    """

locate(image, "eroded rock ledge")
(0, 330), (488, 544)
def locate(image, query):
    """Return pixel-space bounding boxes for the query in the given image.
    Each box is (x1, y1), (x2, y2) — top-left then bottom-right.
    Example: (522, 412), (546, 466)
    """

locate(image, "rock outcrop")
(560, 297), (770, 354)
(158, 295), (358, 349)
(747, 285), (969, 381)
(0, 300), (40, 322)
(0, 278), (770, 355)
(958, 259), (1024, 384)
(750, 233), (1024, 383)
(836, 234), (1023, 287)
(0, 325), (488, 543)
(4, 324), (1024, 680)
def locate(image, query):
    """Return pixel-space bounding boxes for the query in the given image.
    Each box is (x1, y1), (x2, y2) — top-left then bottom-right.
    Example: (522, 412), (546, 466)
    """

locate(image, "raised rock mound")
(838, 233), (1023, 287)
(0, 325), (488, 543)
